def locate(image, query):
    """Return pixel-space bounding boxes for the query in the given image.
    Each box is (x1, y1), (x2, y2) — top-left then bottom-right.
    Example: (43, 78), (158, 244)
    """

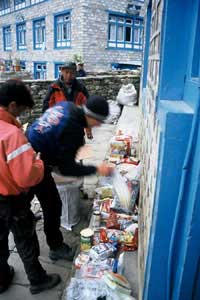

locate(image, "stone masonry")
(0, 0), (143, 78)
(0, 73), (140, 123)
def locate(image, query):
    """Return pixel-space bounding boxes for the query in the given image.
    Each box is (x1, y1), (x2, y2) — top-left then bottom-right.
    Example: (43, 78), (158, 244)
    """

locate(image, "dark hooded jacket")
(27, 101), (96, 177)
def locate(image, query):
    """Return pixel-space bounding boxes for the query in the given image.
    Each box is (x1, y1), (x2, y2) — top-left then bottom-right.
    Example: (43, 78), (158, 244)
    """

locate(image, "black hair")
(0, 79), (34, 108)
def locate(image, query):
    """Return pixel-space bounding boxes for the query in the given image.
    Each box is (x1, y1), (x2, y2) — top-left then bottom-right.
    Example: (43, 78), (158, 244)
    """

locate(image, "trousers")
(28, 165), (63, 250)
(0, 194), (47, 285)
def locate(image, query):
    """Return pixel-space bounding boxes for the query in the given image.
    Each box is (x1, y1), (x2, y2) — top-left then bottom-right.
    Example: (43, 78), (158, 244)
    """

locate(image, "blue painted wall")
(142, 0), (200, 299)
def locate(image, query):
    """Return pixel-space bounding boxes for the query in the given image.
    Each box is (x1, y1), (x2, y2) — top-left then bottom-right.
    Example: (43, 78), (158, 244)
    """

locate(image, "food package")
(100, 198), (113, 213)
(75, 253), (90, 269)
(106, 211), (120, 230)
(95, 186), (113, 199)
(79, 258), (114, 279)
(110, 135), (132, 158)
(89, 243), (117, 261)
(120, 228), (138, 251)
(103, 271), (132, 295)
(100, 228), (123, 244)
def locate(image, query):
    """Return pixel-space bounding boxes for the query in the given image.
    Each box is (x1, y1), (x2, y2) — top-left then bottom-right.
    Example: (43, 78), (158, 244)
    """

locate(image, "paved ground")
(5, 105), (140, 300)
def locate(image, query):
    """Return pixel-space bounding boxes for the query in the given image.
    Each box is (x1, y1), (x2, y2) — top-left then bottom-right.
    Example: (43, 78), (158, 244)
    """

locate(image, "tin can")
(93, 210), (101, 229)
(80, 228), (94, 251)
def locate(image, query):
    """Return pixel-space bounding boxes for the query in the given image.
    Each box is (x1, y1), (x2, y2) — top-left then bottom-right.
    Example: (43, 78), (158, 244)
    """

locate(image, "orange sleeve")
(6, 129), (44, 189)
(75, 92), (87, 106)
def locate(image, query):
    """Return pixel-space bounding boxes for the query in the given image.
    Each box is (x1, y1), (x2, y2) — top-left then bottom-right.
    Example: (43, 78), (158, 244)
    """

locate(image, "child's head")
(0, 79), (34, 117)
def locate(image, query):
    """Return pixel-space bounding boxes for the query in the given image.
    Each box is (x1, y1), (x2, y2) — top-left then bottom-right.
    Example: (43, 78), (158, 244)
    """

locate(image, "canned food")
(93, 210), (101, 229)
(80, 228), (94, 251)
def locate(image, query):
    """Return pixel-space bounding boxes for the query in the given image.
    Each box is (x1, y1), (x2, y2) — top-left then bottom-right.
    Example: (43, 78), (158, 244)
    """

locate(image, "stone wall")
(0, 74), (140, 123)
(0, 0), (143, 78)
(138, 0), (163, 298)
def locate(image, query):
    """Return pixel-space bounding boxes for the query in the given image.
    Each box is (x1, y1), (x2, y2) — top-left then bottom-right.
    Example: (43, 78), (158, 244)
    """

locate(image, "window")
(0, 0), (11, 15)
(34, 62), (46, 79)
(33, 18), (45, 49)
(108, 13), (143, 50)
(14, 0), (26, 10)
(55, 12), (71, 48)
(3, 26), (11, 51)
(16, 22), (26, 50)
(54, 63), (64, 78)
(20, 60), (26, 70)
(5, 59), (12, 71)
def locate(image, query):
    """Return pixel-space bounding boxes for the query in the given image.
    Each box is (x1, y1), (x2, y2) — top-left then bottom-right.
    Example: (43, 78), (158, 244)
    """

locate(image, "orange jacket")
(48, 83), (87, 107)
(43, 81), (92, 138)
(0, 108), (44, 196)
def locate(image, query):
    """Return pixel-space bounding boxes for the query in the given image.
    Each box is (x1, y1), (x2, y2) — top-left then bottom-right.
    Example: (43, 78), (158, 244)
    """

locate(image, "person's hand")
(35, 152), (41, 160)
(97, 162), (114, 176)
(86, 128), (93, 139)
(87, 132), (93, 139)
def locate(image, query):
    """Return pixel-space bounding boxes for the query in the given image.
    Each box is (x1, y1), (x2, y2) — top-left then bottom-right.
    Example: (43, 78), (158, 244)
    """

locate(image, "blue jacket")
(27, 101), (96, 177)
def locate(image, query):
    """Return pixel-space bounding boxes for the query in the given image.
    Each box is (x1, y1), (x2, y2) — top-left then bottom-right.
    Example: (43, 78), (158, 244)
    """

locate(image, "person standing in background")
(43, 61), (92, 138)
(76, 62), (86, 77)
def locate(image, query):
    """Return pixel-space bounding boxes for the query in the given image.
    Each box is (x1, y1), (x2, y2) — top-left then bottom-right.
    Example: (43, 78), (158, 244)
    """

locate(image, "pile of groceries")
(65, 128), (140, 300)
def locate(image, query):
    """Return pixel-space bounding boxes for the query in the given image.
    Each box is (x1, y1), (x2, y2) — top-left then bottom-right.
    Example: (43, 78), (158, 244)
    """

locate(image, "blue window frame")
(34, 62), (47, 79)
(31, 0), (45, 4)
(0, 0), (11, 15)
(33, 18), (45, 50)
(54, 12), (71, 48)
(14, 0), (26, 10)
(20, 60), (26, 70)
(5, 59), (12, 71)
(16, 22), (26, 50)
(3, 25), (11, 51)
(54, 62), (64, 78)
(108, 13), (143, 50)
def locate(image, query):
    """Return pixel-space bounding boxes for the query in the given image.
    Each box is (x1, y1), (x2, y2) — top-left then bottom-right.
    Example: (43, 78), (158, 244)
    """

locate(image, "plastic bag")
(116, 84), (137, 105)
(112, 170), (131, 211)
(65, 278), (108, 300)
(106, 100), (121, 124)
(65, 278), (136, 300)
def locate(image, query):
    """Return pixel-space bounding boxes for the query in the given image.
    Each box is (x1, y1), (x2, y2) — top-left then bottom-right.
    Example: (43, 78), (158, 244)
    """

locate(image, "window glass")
(117, 25), (124, 41)
(3, 26), (11, 50)
(108, 14), (143, 50)
(33, 18), (45, 49)
(125, 26), (132, 42)
(55, 13), (71, 48)
(34, 62), (47, 79)
(14, 0), (25, 10)
(17, 22), (26, 50)
(109, 23), (116, 40)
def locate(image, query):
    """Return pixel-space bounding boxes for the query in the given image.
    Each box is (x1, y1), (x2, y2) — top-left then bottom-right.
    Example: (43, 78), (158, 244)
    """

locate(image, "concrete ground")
(5, 105), (140, 300)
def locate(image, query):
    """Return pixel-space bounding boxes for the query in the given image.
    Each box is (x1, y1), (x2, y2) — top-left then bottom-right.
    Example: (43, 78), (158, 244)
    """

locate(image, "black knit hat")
(61, 61), (76, 72)
(83, 95), (109, 122)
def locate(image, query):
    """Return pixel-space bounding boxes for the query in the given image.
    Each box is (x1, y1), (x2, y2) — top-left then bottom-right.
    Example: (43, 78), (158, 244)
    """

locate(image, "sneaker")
(30, 274), (61, 294)
(49, 243), (76, 261)
(0, 266), (15, 294)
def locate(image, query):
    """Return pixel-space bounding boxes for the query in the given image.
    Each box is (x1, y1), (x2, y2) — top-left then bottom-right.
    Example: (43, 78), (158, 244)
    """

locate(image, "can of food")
(93, 210), (101, 229)
(80, 228), (94, 251)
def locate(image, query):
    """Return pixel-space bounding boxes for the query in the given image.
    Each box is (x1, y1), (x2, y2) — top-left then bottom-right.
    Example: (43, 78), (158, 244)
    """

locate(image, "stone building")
(140, 0), (200, 300)
(0, 0), (144, 79)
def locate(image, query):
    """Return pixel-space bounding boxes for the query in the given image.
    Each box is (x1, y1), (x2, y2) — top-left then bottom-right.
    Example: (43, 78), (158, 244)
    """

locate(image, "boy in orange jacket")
(0, 80), (60, 294)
